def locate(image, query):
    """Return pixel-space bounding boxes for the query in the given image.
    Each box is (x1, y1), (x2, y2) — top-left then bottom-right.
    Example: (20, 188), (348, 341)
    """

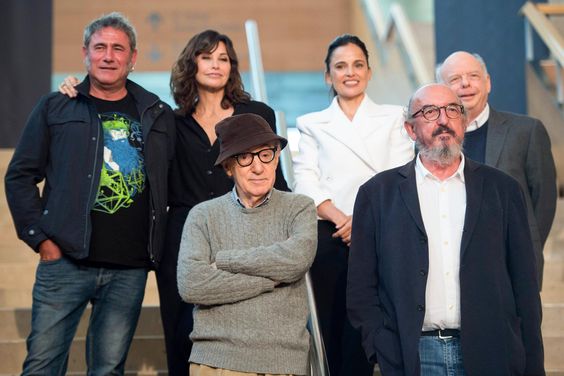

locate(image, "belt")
(421, 329), (460, 339)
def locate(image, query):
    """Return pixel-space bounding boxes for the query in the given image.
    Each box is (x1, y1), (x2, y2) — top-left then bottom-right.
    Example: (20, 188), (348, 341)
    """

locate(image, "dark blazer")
(485, 108), (557, 283)
(347, 158), (544, 376)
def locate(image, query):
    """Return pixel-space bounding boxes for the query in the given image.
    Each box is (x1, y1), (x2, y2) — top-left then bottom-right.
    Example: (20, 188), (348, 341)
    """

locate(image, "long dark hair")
(324, 34), (370, 97)
(170, 30), (251, 115)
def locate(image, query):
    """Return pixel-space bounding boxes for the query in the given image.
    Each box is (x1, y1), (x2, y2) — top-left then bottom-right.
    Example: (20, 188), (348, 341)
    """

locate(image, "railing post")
(274, 111), (294, 189)
(244, 20), (268, 103)
(525, 19), (534, 62)
(556, 60), (564, 105)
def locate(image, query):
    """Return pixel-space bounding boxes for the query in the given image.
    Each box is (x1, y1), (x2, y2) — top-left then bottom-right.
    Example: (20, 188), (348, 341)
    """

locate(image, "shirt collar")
(415, 153), (466, 184)
(231, 186), (273, 208)
(465, 103), (489, 132)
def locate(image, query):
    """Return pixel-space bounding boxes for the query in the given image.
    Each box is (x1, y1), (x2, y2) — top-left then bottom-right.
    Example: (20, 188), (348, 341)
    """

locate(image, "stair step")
(0, 336), (167, 374)
(0, 270), (160, 308)
(0, 305), (165, 374)
(543, 304), (564, 336)
(545, 336), (564, 370)
(0, 305), (163, 341)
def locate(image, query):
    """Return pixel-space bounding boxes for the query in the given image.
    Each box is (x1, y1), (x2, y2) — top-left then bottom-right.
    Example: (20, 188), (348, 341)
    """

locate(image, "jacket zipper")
(141, 99), (162, 264)
(83, 113), (102, 250)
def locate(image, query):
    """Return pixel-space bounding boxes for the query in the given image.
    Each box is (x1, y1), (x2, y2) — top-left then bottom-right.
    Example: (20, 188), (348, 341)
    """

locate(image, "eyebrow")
(333, 59), (366, 65)
(92, 42), (127, 49)
(449, 70), (481, 76)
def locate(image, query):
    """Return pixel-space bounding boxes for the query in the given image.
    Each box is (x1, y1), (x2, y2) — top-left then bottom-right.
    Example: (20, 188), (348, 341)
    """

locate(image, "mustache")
(432, 125), (455, 137)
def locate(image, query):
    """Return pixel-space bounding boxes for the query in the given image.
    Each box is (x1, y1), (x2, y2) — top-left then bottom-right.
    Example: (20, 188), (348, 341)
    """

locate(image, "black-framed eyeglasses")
(410, 104), (465, 121)
(233, 146), (278, 167)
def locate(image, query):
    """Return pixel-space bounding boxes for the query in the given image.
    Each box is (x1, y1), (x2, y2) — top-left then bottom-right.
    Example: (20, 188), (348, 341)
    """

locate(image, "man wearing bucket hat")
(177, 113), (318, 376)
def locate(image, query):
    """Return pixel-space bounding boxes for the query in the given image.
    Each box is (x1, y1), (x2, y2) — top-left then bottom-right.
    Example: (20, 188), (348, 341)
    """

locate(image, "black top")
(168, 100), (290, 209)
(87, 93), (150, 268)
(463, 121), (489, 164)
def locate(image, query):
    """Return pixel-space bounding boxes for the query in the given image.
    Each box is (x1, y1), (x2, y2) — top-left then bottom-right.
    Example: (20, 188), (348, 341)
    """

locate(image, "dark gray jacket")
(5, 76), (175, 267)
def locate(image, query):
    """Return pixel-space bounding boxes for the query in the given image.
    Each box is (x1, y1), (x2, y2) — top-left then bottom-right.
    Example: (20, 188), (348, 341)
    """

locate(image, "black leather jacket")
(5, 77), (175, 267)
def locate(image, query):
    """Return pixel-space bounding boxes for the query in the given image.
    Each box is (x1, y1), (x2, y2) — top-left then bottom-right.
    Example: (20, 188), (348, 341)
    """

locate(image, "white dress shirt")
(415, 154), (466, 331)
(465, 103), (490, 132)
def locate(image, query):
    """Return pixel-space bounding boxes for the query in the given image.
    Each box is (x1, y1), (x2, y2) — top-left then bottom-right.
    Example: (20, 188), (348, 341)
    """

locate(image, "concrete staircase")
(1, 147), (564, 375)
(541, 201), (564, 375)
(0, 149), (167, 375)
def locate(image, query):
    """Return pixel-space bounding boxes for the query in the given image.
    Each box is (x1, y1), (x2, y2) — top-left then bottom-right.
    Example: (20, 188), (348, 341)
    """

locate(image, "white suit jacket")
(293, 95), (414, 215)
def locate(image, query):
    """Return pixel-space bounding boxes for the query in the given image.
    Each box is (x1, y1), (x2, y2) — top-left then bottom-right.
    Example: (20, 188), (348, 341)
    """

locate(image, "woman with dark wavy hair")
(161, 29), (289, 376)
(171, 30), (250, 116)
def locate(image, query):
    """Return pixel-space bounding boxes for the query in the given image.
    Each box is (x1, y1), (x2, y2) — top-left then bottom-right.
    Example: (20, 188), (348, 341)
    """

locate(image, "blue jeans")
(22, 256), (148, 376)
(419, 335), (466, 376)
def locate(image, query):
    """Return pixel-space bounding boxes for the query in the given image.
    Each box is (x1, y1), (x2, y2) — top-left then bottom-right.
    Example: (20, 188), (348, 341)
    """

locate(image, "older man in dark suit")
(347, 84), (544, 375)
(437, 51), (557, 287)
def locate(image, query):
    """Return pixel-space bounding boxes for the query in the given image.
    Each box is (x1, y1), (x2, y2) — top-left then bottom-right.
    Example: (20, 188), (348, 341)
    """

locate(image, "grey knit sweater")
(177, 189), (317, 375)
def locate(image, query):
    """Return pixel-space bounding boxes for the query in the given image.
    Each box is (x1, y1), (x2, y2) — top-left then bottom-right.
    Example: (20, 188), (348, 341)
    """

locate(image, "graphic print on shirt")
(93, 112), (145, 214)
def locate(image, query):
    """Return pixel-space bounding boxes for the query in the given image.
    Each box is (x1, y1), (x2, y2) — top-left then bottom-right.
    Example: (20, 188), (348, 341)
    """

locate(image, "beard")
(416, 126), (463, 167)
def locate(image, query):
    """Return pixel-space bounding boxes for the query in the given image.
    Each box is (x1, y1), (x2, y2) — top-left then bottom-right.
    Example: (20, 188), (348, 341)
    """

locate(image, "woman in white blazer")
(293, 35), (414, 375)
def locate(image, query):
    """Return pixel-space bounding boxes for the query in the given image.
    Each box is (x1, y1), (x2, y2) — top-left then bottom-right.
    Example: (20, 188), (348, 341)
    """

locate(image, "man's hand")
(58, 76), (80, 98)
(38, 239), (62, 261)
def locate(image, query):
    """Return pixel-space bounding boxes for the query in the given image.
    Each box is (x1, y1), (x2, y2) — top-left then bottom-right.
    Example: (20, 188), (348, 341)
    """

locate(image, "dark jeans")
(23, 256), (147, 376)
(310, 220), (373, 376)
(156, 206), (193, 376)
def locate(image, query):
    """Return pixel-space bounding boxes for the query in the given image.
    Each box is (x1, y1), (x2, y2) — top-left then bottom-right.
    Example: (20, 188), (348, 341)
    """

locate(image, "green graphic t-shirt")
(86, 93), (150, 268)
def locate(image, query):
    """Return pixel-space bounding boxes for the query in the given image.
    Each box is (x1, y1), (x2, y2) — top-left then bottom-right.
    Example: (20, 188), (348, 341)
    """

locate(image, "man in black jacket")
(4, 12), (175, 375)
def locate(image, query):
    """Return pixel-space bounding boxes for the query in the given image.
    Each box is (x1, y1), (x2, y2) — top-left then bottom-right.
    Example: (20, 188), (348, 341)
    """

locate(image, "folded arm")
(177, 207), (277, 306)
(215, 196), (317, 283)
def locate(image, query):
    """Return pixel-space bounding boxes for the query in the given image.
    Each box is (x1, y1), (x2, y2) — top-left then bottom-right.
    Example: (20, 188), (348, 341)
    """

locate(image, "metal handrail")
(244, 19), (329, 376)
(360, 0), (432, 87)
(536, 4), (564, 15)
(521, 1), (564, 104)
(244, 20), (269, 104)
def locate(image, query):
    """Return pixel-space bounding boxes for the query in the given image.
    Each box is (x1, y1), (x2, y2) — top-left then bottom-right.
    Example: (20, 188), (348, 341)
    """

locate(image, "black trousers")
(310, 220), (373, 376)
(155, 207), (193, 376)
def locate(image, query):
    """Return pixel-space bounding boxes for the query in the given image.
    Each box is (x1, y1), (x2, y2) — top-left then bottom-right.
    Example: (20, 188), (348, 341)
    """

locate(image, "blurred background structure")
(1, 0), (563, 374)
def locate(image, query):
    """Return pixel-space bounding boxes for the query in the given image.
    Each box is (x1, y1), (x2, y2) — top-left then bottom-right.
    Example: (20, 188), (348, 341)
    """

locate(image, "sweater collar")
(231, 186), (273, 209)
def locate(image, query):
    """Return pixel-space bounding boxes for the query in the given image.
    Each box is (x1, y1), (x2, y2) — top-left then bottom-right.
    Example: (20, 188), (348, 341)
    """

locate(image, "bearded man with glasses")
(176, 113), (317, 376)
(347, 84), (544, 376)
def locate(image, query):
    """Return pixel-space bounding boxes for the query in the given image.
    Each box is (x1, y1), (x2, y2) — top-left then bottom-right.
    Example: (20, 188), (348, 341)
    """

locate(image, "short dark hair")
(83, 12), (137, 51)
(170, 30), (251, 115)
(324, 34), (370, 96)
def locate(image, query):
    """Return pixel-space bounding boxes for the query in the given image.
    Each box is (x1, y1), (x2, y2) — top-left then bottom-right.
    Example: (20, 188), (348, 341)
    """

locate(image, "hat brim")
(214, 133), (288, 166)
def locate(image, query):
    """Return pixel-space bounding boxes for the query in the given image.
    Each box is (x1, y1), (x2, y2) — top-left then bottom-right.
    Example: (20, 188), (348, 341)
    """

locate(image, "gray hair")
(435, 52), (488, 83)
(83, 12), (137, 51)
